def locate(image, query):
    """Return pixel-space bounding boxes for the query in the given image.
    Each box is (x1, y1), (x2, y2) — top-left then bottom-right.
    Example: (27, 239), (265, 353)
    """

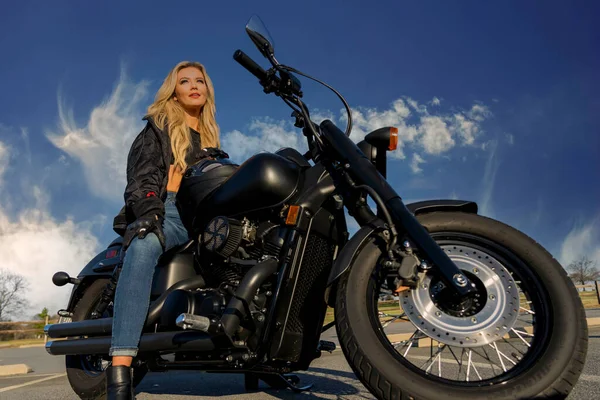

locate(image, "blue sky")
(0, 0), (598, 317)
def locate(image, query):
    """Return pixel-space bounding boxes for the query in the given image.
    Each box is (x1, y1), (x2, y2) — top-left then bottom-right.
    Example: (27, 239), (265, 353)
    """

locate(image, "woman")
(107, 61), (221, 399)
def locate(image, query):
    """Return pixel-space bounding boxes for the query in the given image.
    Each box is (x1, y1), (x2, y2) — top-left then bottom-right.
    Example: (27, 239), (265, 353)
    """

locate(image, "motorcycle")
(45, 15), (588, 400)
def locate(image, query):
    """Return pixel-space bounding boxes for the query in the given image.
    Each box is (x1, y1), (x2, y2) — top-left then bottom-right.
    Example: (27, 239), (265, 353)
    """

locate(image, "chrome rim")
(371, 233), (547, 385)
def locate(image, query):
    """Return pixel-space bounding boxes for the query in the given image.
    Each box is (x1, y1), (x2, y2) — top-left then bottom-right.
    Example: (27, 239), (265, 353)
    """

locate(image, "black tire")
(65, 279), (148, 400)
(335, 212), (588, 400)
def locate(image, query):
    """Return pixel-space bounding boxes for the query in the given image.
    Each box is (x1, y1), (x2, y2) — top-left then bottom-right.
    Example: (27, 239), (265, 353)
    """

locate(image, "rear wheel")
(65, 279), (148, 400)
(335, 212), (588, 400)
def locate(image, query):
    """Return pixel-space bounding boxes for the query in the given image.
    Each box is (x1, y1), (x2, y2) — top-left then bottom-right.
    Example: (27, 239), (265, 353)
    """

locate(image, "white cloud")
(452, 114), (478, 145)
(418, 116), (455, 154)
(410, 153), (425, 173)
(221, 95), (492, 171)
(450, 105), (492, 146)
(51, 75), (490, 179)
(0, 140), (101, 319)
(46, 67), (150, 202)
(559, 215), (600, 267)
(345, 99), (419, 160)
(345, 97), (489, 161)
(405, 97), (428, 114)
(467, 104), (492, 122)
(505, 133), (515, 145)
(479, 139), (500, 218)
(222, 118), (307, 164)
(20, 127), (31, 165)
(530, 197), (543, 227)
(0, 141), (8, 186)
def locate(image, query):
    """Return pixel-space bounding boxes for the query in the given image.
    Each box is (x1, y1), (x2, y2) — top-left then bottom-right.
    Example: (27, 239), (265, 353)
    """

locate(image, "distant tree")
(0, 269), (29, 321)
(36, 307), (49, 320)
(567, 256), (600, 286)
(33, 307), (51, 330)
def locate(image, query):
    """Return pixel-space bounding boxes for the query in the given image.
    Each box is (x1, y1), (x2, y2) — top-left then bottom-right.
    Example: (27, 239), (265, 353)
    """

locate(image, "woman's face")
(174, 66), (208, 111)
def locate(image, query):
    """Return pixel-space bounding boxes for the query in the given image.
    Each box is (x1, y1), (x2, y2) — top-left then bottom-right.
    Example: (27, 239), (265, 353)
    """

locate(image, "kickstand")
(244, 372), (313, 393)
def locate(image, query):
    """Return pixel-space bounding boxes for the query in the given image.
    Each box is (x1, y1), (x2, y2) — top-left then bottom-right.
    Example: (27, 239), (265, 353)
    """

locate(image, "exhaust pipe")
(45, 275), (206, 339)
(221, 257), (278, 337)
(45, 318), (112, 338)
(45, 330), (217, 355)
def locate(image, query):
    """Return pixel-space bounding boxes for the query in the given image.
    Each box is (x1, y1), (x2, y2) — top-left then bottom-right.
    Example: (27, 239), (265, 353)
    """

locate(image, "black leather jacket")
(112, 116), (226, 236)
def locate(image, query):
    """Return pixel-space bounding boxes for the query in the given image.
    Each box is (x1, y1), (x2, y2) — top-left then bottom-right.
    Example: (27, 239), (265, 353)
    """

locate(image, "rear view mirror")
(245, 15), (275, 59)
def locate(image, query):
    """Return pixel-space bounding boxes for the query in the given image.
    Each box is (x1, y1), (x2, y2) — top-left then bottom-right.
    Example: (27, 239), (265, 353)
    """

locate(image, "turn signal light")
(285, 205), (301, 225)
(388, 127), (399, 151)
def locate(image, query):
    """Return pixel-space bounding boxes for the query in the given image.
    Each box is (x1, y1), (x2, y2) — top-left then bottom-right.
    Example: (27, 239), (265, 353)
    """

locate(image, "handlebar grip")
(233, 50), (268, 82)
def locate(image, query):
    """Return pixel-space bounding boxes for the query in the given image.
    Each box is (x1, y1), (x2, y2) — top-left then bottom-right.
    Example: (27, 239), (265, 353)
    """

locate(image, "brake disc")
(402, 244), (520, 348)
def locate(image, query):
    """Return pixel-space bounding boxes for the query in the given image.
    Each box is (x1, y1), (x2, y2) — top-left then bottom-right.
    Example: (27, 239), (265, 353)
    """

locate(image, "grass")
(0, 338), (47, 348)
(579, 291), (600, 308)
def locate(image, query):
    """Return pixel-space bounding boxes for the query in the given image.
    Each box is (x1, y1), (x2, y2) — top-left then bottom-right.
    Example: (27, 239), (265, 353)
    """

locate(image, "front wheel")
(335, 212), (588, 400)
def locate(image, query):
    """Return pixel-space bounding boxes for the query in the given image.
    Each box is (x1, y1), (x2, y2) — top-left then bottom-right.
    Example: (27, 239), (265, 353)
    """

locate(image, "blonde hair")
(147, 61), (220, 172)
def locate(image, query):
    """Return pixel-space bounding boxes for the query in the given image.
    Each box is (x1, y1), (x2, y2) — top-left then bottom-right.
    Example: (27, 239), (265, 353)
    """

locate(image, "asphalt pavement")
(1, 325), (599, 399)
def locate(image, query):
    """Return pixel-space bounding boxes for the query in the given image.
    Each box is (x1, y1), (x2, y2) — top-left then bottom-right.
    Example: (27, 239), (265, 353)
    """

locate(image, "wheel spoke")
(490, 343), (518, 367)
(512, 328), (534, 337)
(466, 350), (482, 381)
(502, 337), (527, 355)
(482, 345), (498, 374)
(423, 345), (446, 373)
(470, 346), (507, 373)
(492, 342), (507, 372)
(511, 328), (532, 347)
(399, 330), (420, 357)
(519, 306), (535, 315)
(438, 347), (442, 377)
(379, 312), (408, 327)
(448, 346), (464, 380)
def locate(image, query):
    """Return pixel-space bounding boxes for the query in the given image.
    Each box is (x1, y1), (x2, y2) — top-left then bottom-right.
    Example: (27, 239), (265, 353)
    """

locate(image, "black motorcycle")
(45, 15), (587, 400)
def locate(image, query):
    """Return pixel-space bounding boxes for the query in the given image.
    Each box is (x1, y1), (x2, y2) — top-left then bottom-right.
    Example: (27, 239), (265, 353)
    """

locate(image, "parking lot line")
(0, 373), (59, 380)
(0, 373), (66, 393)
(581, 374), (600, 383)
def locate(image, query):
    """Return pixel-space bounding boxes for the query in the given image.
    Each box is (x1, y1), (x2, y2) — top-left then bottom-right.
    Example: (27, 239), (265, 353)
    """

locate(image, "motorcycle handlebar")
(233, 49), (268, 82)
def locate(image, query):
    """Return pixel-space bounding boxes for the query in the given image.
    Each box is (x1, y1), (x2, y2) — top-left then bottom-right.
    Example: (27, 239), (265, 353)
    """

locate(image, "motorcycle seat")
(157, 239), (195, 264)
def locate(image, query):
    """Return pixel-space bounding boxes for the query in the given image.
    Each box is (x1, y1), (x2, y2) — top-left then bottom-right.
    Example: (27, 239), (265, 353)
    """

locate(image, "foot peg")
(244, 372), (313, 393)
(176, 313), (211, 331)
(176, 313), (222, 335)
(318, 340), (336, 353)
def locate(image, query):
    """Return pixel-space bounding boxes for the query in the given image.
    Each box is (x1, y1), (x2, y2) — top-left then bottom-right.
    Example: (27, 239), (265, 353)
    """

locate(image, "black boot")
(106, 365), (134, 400)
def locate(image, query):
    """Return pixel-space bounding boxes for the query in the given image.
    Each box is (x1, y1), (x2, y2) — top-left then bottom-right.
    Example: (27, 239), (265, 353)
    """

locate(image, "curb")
(0, 364), (32, 376)
(587, 317), (600, 326)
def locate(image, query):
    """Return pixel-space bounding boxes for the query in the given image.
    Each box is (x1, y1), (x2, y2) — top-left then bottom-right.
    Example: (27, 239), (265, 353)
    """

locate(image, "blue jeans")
(109, 192), (189, 357)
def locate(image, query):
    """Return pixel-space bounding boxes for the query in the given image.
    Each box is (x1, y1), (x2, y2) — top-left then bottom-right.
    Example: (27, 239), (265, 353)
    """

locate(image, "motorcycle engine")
(157, 216), (283, 331)
(199, 216), (285, 286)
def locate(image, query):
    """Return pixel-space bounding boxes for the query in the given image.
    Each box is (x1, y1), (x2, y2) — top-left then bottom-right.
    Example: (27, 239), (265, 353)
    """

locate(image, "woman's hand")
(123, 214), (167, 251)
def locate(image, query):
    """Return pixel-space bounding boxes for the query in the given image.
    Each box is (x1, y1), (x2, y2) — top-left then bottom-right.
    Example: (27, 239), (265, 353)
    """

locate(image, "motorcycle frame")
(48, 137), (478, 373)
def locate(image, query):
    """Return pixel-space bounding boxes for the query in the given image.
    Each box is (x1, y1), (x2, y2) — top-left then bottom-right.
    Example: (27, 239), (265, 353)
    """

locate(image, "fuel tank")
(177, 152), (302, 235)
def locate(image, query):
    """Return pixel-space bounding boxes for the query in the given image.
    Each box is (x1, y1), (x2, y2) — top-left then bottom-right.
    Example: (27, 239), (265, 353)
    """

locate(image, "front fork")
(386, 198), (476, 298)
(345, 186), (475, 300)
